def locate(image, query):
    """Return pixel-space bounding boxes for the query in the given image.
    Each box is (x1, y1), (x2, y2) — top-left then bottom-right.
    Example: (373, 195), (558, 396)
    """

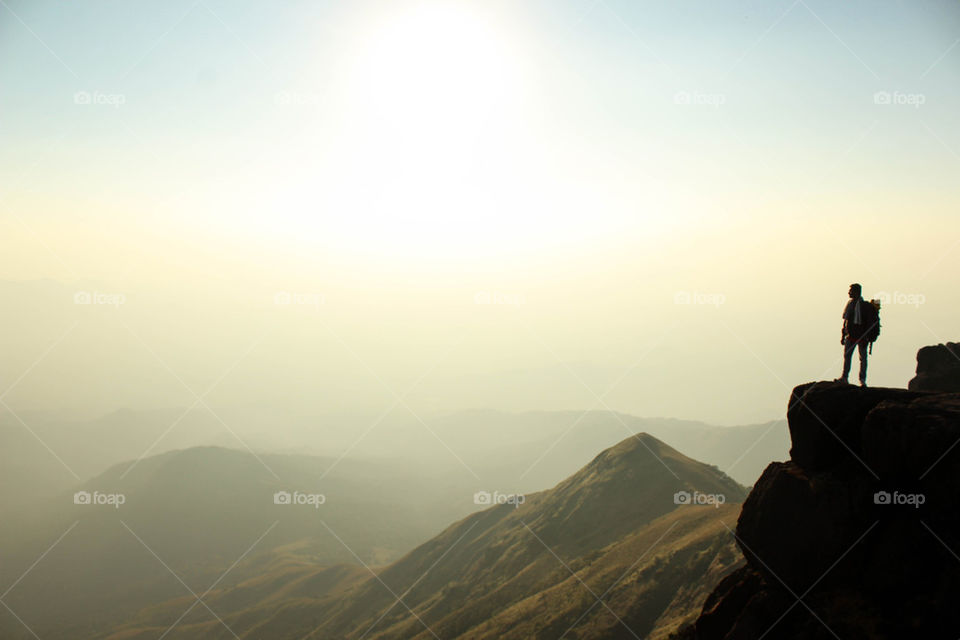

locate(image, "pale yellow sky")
(1, 0), (958, 424)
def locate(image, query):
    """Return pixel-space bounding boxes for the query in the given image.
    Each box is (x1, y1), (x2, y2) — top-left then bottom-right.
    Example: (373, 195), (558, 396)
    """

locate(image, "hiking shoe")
(834, 378), (849, 384)
(860, 381), (868, 388)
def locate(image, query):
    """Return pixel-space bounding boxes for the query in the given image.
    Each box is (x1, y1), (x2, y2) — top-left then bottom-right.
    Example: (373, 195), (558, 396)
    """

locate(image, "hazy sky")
(1, 0), (958, 425)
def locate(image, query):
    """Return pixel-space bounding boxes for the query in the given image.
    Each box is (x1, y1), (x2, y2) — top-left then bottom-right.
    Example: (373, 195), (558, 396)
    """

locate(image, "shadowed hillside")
(100, 434), (748, 640)
(0, 447), (481, 640)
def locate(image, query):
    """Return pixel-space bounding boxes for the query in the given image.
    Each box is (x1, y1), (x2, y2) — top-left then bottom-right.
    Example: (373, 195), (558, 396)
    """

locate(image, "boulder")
(735, 461), (873, 593)
(909, 342), (960, 392)
(681, 353), (960, 639)
(787, 381), (924, 472)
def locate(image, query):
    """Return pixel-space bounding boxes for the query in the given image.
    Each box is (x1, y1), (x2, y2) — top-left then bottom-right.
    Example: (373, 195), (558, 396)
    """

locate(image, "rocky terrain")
(909, 342), (960, 392)
(678, 347), (960, 639)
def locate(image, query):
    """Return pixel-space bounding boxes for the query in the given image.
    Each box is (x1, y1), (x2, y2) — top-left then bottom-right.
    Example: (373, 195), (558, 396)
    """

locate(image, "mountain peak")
(217, 431), (749, 640)
(532, 433), (746, 554)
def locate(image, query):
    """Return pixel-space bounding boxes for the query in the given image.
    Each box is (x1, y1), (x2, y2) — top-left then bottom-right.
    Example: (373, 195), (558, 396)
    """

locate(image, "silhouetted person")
(837, 283), (872, 387)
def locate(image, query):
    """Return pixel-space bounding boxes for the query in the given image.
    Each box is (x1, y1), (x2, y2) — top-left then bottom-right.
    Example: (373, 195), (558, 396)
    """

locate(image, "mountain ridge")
(104, 432), (748, 640)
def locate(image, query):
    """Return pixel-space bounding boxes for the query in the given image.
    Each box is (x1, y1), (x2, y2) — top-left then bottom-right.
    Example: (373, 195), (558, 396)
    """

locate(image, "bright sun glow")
(329, 4), (529, 256)
(350, 4), (517, 131)
(211, 4), (644, 260)
(227, 4), (571, 260)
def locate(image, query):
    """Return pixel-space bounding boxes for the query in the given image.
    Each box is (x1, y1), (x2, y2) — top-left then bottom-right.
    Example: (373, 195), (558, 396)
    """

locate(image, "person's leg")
(858, 341), (868, 384)
(840, 340), (854, 381)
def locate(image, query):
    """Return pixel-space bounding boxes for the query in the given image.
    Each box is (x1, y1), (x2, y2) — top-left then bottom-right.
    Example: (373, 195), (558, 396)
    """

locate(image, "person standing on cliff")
(837, 283), (871, 387)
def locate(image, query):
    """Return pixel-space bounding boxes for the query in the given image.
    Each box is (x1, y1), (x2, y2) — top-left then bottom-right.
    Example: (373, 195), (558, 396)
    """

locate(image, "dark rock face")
(679, 379), (960, 639)
(787, 381), (925, 472)
(687, 566), (762, 640)
(909, 342), (960, 392)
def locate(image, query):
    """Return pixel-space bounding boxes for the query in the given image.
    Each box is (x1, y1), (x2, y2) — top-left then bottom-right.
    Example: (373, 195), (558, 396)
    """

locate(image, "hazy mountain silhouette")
(0, 447), (483, 640)
(0, 407), (784, 517)
(414, 409), (786, 488)
(90, 434), (747, 640)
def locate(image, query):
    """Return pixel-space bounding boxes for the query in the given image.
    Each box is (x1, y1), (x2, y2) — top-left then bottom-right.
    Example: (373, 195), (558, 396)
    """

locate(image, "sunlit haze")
(2, 0), (958, 426)
(3, 2), (960, 639)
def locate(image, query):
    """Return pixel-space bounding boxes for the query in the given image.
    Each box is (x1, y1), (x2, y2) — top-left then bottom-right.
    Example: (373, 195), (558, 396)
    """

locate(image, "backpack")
(863, 299), (881, 344)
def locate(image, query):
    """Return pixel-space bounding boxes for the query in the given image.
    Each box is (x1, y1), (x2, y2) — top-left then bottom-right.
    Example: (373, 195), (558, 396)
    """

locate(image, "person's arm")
(841, 303), (849, 344)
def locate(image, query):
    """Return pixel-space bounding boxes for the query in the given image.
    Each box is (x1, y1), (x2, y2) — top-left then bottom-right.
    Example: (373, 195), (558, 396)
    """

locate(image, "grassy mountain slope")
(0, 446), (479, 640)
(107, 434), (747, 640)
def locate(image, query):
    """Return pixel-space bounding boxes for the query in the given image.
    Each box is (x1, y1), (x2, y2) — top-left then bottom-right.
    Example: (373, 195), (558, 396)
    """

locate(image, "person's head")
(849, 283), (862, 299)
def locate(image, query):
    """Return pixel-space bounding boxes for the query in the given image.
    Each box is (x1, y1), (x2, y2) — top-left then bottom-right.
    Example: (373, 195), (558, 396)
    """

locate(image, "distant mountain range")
(1, 432), (750, 639)
(413, 409), (787, 489)
(0, 447), (480, 640)
(0, 406), (786, 513)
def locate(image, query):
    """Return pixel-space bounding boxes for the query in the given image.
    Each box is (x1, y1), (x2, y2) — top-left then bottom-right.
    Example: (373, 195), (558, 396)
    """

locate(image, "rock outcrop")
(678, 380), (960, 639)
(909, 342), (960, 392)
